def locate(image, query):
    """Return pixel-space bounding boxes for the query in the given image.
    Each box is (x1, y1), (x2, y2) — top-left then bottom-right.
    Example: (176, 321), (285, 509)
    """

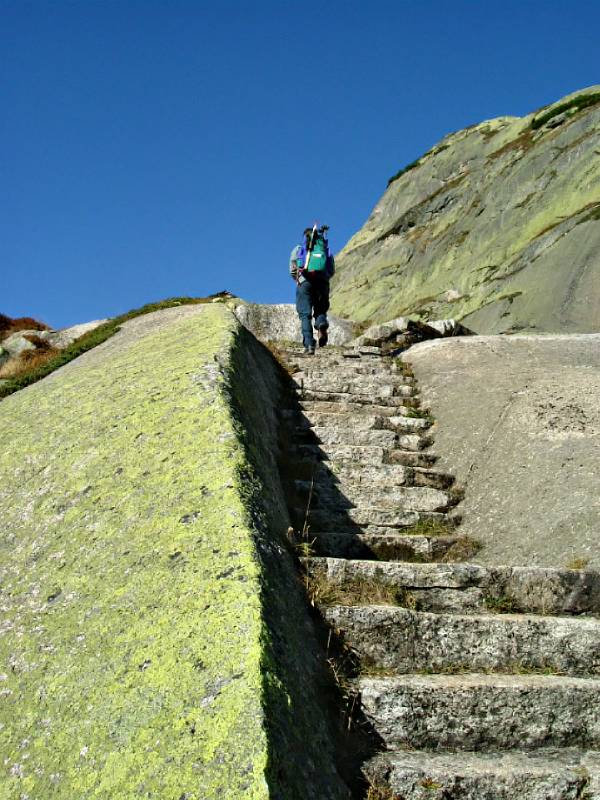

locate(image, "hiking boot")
(318, 325), (329, 348)
(304, 345), (316, 355)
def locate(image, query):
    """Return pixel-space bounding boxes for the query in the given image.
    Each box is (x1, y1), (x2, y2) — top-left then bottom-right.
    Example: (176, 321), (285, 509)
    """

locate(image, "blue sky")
(3, 0), (599, 327)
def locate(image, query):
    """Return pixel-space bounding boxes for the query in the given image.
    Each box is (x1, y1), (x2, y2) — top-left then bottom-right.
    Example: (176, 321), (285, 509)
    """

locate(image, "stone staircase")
(277, 341), (600, 799)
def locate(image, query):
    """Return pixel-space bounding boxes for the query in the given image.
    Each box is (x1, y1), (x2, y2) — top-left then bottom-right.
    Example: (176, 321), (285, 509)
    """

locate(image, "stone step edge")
(364, 747), (600, 796)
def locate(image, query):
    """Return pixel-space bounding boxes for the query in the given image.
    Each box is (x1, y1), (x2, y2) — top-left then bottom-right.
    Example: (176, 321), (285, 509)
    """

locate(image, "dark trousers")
(295, 275), (330, 348)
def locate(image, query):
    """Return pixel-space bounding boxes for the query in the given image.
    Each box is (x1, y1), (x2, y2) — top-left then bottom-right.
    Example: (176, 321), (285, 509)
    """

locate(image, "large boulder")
(406, 333), (600, 567)
(1, 332), (37, 357)
(40, 318), (109, 349)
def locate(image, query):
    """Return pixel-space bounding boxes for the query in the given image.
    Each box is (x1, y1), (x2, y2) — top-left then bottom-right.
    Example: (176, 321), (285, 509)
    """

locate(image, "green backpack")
(306, 234), (329, 272)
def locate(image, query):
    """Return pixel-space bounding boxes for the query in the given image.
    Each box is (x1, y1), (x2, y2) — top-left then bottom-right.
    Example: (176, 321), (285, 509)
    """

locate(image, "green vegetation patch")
(0, 297), (214, 401)
(386, 144), (450, 187)
(531, 92), (600, 129)
(0, 306), (271, 799)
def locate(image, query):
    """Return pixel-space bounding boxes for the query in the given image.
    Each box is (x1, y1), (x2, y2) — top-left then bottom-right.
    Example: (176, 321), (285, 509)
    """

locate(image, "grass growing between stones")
(305, 572), (415, 609)
(441, 535), (481, 562)
(400, 518), (455, 537)
(405, 406), (433, 421)
(565, 556), (590, 570)
(0, 296), (217, 400)
(366, 782), (398, 800)
(484, 593), (523, 614)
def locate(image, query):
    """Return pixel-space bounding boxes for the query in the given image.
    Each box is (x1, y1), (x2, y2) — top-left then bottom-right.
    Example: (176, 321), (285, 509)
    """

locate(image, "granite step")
(290, 444), (437, 468)
(294, 426), (431, 451)
(293, 425), (399, 448)
(305, 531), (463, 561)
(304, 557), (600, 615)
(294, 479), (454, 512)
(364, 748), (600, 800)
(300, 388), (418, 405)
(359, 673), (600, 750)
(325, 605), (600, 676)
(291, 461), (453, 490)
(297, 508), (451, 533)
(297, 398), (418, 417)
(293, 371), (414, 387)
(294, 364), (406, 378)
(291, 411), (432, 433)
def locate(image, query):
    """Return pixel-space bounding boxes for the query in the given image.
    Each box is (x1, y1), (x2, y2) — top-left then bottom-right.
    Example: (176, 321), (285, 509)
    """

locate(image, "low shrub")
(0, 313), (49, 342)
(531, 92), (600, 130)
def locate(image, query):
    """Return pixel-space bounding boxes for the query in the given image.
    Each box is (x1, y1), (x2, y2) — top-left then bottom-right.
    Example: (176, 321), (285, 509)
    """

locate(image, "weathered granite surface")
(406, 334), (600, 567)
(331, 85), (600, 333)
(0, 305), (349, 799)
(234, 302), (355, 345)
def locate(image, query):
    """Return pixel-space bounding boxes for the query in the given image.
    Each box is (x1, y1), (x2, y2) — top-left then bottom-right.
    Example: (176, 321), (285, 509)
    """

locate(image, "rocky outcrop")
(234, 302), (355, 345)
(331, 85), (600, 333)
(0, 319), (109, 378)
(406, 333), (600, 568)
(0, 305), (349, 799)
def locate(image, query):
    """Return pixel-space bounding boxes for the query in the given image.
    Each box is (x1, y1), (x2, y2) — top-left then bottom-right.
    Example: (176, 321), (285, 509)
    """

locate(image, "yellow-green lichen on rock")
(332, 85), (600, 333)
(0, 305), (289, 799)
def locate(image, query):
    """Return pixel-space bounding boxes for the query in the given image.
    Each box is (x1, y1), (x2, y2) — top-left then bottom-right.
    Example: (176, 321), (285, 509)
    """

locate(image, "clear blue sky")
(3, 0), (599, 327)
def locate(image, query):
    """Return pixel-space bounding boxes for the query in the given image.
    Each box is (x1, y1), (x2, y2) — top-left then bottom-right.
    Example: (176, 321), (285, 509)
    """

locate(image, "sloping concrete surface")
(406, 334), (600, 567)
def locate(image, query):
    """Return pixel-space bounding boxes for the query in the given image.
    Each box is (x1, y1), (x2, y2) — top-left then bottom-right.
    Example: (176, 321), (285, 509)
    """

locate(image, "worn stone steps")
(364, 748), (600, 800)
(304, 557), (600, 615)
(325, 605), (600, 676)
(292, 461), (453, 490)
(293, 425), (399, 448)
(300, 388), (418, 405)
(278, 339), (600, 799)
(293, 371), (414, 387)
(291, 443), (437, 468)
(289, 410), (432, 433)
(298, 381), (417, 398)
(359, 673), (600, 750)
(294, 426), (431, 451)
(305, 531), (463, 561)
(297, 399), (418, 417)
(294, 479), (454, 513)
(294, 364), (405, 378)
(297, 508), (451, 533)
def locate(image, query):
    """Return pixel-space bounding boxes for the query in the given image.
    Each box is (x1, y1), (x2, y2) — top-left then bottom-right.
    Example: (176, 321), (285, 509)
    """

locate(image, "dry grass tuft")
(401, 518), (454, 538)
(441, 535), (481, 563)
(305, 571), (412, 609)
(0, 313), (50, 342)
(565, 556), (590, 570)
(0, 346), (60, 379)
(484, 593), (522, 614)
(366, 782), (398, 800)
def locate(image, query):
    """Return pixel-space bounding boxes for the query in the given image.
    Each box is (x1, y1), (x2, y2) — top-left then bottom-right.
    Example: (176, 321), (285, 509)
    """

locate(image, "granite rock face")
(0, 306), (349, 799)
(331, 85), (600, 333)
(406, 333), (600, 567)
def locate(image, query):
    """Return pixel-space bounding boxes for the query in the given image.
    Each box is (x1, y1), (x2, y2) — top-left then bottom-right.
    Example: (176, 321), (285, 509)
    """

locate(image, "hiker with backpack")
(289, 224), (335, 354)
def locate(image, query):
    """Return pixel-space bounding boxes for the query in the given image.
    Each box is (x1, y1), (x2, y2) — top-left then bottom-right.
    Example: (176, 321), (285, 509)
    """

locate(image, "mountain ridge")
(331, 84), (600, 333)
